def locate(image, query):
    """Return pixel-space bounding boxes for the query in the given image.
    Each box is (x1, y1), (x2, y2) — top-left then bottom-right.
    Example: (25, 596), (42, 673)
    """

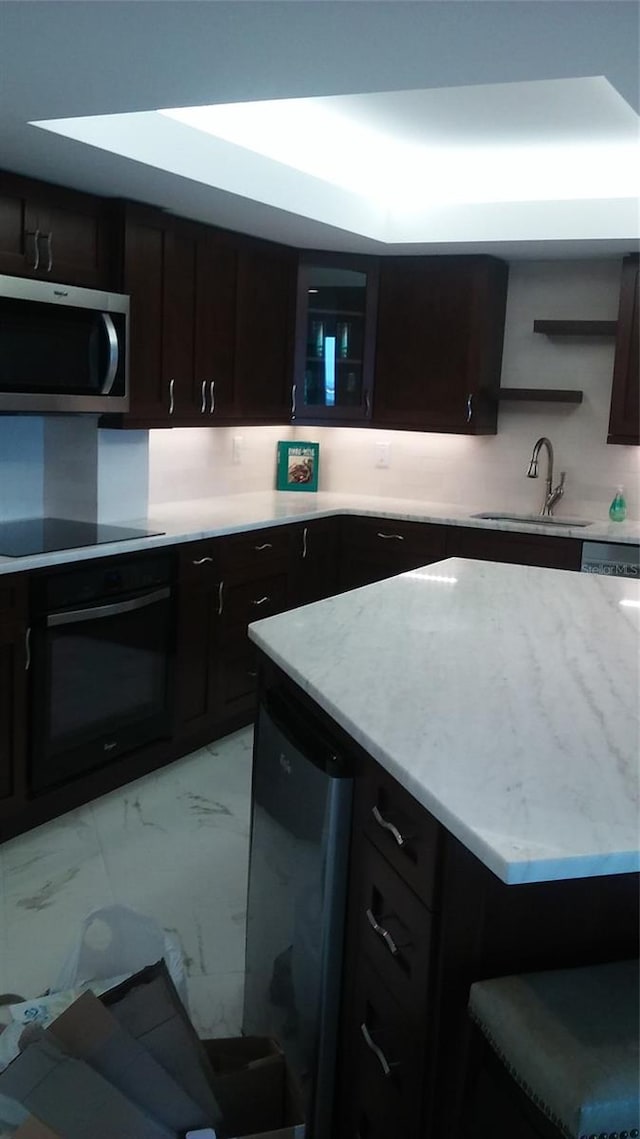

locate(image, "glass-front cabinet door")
(293, 257), (378, 423)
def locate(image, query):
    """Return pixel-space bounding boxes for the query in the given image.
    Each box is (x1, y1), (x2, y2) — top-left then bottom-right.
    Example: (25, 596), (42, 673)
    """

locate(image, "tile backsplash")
(149, 258), (640, 521)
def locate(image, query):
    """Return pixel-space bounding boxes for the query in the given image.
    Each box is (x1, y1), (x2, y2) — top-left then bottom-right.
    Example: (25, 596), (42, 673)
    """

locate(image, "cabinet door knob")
(201, 381), (207, 414)
(359, 1023), (394, 1078)
(192, 556), (214, 566)
(365, 908), (399, 956)
(210, 380), (215, 415)
(377, 532), (404, 541)
(372, 804), (406, 847)
(168, 379), (175, 415)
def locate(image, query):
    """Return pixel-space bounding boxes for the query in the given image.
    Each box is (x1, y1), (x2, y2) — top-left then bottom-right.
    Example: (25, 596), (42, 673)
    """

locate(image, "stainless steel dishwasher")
(243, 686), (353, 1139)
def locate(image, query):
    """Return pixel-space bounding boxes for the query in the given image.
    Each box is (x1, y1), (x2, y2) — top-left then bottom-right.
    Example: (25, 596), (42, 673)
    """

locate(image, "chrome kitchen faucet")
(526, 436), (566, 516)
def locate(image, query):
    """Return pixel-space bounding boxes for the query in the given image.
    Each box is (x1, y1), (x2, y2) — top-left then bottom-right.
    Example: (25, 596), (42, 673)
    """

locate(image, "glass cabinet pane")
(302, 267), (368, 411)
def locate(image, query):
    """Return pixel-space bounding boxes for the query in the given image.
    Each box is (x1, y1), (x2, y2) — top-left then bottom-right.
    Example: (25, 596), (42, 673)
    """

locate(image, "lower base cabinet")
(0, 582), (28, 818)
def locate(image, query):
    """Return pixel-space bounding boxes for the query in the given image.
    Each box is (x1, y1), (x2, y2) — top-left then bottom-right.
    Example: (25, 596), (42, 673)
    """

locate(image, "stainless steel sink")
(472, 512), (593, 528)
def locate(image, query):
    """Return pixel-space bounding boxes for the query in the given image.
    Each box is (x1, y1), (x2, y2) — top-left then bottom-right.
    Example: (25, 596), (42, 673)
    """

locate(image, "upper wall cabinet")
(0, 170), (108, 288)
(293, 255), (379, 425)
(234, 243), (298, 423)
(372, 256), (509, 434)
(608, 254), (639, 445)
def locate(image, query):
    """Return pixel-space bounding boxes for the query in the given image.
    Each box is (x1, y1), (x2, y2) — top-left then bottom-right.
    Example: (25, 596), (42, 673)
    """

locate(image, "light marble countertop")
(0, 491), (638, 576)
(249, 557), (640, 886)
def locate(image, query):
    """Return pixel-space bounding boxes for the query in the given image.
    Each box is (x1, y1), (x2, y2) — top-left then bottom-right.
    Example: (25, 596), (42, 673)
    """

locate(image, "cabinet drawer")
(179, 541), (219, 585)
(220, 573), (288, 627)
(354, 837), (433, 1012)
(219, 526), (291, 575)
(339, 957), (426, 1138)
(339, 516), (447, 591)
(357, 761), (442, 909)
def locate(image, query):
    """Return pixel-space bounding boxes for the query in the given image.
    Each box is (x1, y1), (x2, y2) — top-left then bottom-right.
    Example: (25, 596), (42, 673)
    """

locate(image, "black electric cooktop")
(0, 517), (164, 558)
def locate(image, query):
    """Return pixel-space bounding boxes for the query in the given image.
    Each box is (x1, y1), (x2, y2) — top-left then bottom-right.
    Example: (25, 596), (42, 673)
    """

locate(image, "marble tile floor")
(0, 727), (253, 1040)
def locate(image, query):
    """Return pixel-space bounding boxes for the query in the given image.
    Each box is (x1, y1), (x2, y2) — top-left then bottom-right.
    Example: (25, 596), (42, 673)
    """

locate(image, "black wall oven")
(29, 553), (175, 793)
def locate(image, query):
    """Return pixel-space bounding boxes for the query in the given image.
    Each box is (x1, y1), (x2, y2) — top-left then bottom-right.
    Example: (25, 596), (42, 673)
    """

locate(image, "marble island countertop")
(249, 557), (640, 886)
(0, 491), (638, 576)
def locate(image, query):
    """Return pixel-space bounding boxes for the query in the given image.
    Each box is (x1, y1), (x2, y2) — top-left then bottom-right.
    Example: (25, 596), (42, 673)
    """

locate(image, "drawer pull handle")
(254, 543), (273, 551)
(360, 1022), (393, 1078)
(366, 908), (399, 956)
(251, 596), (270, 607)
(372, 805), (406, 848)
(192, 556), (214, 566)
(377, 532), (404, 541)
(247, 670), (258, 679)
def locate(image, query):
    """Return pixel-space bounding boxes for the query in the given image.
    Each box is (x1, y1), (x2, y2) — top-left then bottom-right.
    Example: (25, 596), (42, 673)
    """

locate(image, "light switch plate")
(374, 441), (391, 468)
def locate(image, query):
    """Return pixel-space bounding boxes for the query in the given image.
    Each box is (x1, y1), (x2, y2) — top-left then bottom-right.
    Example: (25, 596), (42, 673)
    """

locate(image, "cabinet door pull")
(201, 381), (207, 414)
(365, 390), (371, 417)
(217, 581), (224, 616)
(192, 556), (214, 566)
(247, 669), (258, 679)
(31, 228), (41, 271)
(365, 908), (399, 956)
(251, 596), (270, 607)
(466, 392), (473, 423)
(254, 542), (273, 551)
(302, 526), (308, 559)
(360, 1023), (393, 1078)
(377, 532), (404, 541)
(210, 380), (215, 415)
(168, 379), (175, 415)
(372, 804), (406, 847)
(24, 627), (31, 671)
(291, 383), (297, 419)
(45, 232), (53, 273)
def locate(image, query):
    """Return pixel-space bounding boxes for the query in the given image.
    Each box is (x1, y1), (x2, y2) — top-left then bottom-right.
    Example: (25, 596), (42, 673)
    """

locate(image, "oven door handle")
(47, 587), (171, 627)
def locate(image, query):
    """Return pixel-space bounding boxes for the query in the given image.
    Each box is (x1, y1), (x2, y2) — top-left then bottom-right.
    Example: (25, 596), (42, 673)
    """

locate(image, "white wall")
(148, 258), (640, 521)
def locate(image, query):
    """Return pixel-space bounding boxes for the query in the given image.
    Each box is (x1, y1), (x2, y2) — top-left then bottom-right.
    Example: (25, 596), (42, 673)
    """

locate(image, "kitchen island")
(249, 557), (640, 1137)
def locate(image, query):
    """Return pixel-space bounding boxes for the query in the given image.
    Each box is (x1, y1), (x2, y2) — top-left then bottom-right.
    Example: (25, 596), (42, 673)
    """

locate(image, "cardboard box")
(203, 1037), (305, 1139)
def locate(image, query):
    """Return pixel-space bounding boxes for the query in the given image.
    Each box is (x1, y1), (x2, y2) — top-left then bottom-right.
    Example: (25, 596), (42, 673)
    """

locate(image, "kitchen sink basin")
(472, 512), (593, 528)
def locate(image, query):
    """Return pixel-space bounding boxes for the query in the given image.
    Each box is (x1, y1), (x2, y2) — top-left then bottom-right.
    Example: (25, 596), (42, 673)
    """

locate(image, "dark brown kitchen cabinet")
(195, 229), (238, 421)
(234, 243), (297, 422)
(0, 170), (108, 287)
(114, 204), (167, 423)
(0, 575), (28, 818)
(289, 517), (340, 607)
(339, 515), (448, 592)
(293, 256), (379, 425)
(608, 253), (639, 445)
(373, 255), (508, 434)
(175, 541), (221, 739)
(447, 525), (582, 570)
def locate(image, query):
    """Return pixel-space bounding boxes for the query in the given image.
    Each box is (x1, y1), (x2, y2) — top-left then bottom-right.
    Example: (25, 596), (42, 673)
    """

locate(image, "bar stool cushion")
(469, 959), (639, 1139)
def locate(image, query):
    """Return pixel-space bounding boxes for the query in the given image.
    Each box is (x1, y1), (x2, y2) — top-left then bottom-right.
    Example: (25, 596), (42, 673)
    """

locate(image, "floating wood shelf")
(533, 319), (617, 336)
(499, 388), (584, 404)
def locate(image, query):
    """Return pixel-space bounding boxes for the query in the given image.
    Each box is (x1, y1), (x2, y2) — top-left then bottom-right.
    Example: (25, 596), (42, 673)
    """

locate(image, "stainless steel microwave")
(0, 274), (129, 414)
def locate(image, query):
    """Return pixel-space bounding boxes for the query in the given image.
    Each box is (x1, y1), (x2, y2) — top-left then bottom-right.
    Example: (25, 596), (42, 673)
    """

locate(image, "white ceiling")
(1, 1), (639, 258)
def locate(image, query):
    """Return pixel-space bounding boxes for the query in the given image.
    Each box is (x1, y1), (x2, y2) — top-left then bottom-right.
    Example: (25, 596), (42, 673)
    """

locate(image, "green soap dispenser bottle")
(609, 485), (627, 522)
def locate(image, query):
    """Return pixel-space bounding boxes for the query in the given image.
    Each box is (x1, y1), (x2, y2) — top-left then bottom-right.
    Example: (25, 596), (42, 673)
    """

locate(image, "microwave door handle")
(99, 313), (119, 394)
(47, 587), (170, 628)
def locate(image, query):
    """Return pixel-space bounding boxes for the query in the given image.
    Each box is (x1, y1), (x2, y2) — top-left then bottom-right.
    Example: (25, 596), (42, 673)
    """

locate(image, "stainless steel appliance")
(0, 274), (129, 413)
(243, 686), (353, 1139)
(580, 541), (639, 578)
(29, 553), (175, 792)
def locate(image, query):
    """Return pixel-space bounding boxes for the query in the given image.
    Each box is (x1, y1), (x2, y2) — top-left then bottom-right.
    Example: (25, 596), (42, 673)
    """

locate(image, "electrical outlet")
(374, 441), (391, 468)
(232, 435), (243, 464)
